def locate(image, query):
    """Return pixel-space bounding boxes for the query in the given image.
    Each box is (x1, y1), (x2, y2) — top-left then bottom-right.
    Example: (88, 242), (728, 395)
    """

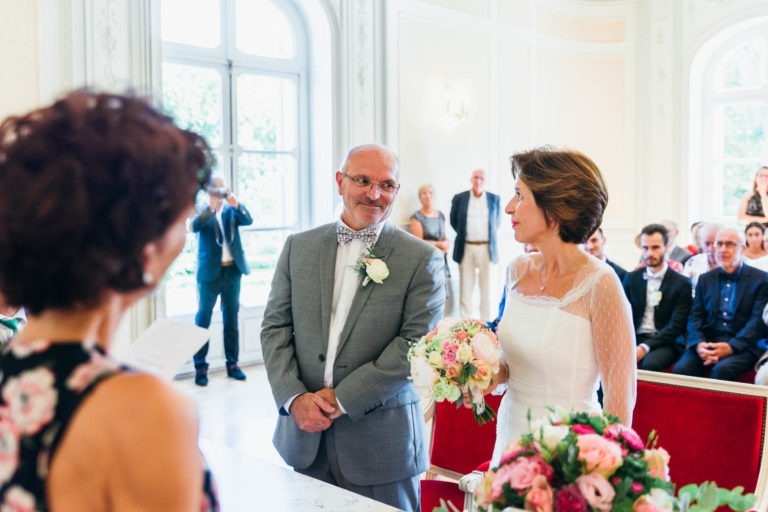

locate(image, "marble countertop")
(199, 439), (402, 511)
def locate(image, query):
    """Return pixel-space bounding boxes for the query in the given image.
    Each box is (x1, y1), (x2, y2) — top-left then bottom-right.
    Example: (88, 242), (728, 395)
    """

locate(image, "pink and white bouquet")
(471, 408), (756, 512)
(408, 318), (500, 424)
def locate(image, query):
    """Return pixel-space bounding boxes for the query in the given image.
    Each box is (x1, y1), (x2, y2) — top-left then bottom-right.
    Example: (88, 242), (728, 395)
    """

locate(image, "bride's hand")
(483, 363), (509, 395)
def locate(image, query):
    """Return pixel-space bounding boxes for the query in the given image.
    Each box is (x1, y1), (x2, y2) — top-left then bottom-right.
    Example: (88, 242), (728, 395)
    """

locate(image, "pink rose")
(494, 454), (553, 490)
(0, 416), (19, 485)
(644, 447), (671, 481)
(620, 428), (645, 451)
(575, 473), (615, 512)
(473, 363), (492, 387)
(524, 474), (553, 512)
(442, 350), (457, 364)
(2, 368), (57, 435)
(445, 363), (461, 379)
(455, 330), (468, 341)
(576, 434), (623, 477)
(470, 332), (500, 368)
(474, 471), (502, 506)
(498, 444), (526, 466)
(572, 424), (597, 435)
(604, 424), (645, 452)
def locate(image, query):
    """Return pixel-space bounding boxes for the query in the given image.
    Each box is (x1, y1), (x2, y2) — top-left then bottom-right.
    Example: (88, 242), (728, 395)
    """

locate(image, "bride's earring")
(142, 271), (154, 286)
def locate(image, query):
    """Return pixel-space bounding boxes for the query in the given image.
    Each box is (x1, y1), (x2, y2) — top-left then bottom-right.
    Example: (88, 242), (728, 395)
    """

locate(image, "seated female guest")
(737, 165), (768, 225)
(0, 90), (216, 510)
(743, 222), (768, 271)
(486, 147), (636, 465)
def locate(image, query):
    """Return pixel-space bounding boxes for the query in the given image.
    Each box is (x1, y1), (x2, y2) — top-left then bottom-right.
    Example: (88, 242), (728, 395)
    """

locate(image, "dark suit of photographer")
(192, 177), (252, 385)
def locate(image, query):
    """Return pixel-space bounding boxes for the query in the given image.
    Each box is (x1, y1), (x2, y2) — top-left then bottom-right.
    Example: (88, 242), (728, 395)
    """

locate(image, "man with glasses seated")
(674, 227), (768, 381)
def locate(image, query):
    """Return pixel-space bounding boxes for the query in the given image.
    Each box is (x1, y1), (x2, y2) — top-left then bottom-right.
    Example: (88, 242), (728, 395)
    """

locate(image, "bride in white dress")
(489, 147), (636, 465)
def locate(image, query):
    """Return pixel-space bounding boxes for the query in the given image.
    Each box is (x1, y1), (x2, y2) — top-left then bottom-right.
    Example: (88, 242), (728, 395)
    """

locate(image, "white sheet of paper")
(122, 319), (210, 379)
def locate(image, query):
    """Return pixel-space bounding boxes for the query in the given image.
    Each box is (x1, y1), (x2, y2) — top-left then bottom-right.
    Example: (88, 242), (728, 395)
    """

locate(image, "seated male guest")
(623, 224), (692, 371)
(673, 227), (768, 381)
(583, 227), (627, 282)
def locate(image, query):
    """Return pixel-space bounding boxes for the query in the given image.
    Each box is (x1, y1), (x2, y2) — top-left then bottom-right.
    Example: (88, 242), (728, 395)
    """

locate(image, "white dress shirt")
(638, 263), (667, 335)
(465, 192), (489, 242)
(283, 220), (385, 415)
(215, 207), (234, 264)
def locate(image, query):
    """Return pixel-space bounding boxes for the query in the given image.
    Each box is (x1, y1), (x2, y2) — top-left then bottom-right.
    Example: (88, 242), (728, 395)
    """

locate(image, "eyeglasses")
(342, 173), (400, 195)
(715, 241), (741, 249)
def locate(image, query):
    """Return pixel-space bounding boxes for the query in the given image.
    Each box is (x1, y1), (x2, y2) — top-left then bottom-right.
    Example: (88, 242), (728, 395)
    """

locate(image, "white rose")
(428, 351), (445, 369)
(456, 343), (473, 364)
(435, 317), (460, 335)
(364, 258), (389, 284)
(410, 356), (439, 393)
(538, 424), (570, 451)
(650, 291), (662, 307)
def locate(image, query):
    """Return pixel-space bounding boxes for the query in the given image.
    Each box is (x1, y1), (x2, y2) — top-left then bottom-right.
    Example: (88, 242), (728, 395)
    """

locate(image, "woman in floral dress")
(0, 90), (218, 511)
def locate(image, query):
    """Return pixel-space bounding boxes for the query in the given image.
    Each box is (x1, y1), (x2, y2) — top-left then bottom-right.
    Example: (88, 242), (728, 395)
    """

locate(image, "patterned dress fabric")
(0, 340), (219, 511)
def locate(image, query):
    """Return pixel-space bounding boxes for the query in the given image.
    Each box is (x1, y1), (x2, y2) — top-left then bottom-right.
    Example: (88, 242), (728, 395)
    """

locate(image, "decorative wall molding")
(99, 0), (118, 88)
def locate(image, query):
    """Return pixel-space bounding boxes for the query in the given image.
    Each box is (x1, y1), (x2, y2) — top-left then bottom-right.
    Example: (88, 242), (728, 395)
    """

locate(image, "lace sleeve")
(589, 269), (637, 426)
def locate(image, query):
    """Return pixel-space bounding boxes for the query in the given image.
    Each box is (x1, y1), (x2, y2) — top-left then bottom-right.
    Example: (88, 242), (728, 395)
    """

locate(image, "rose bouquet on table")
(408, 317), (501, 424)
(469, 408), (756, 512)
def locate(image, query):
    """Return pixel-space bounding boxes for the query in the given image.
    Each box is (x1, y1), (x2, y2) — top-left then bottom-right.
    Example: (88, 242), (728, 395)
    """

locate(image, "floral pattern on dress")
(0, 341), (219, 511)
(2, 369), (57, 436)
(1, 486), (36, 512)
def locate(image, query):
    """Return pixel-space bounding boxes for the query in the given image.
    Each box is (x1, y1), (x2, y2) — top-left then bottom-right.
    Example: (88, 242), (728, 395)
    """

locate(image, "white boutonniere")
(649, 291), (662, 307)
(353, 246), (390, 287)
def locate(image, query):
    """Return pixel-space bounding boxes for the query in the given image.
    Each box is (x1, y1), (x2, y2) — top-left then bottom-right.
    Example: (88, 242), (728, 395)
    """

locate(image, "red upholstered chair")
(633, 370), (768, 511)
(420, 393), (503, 512)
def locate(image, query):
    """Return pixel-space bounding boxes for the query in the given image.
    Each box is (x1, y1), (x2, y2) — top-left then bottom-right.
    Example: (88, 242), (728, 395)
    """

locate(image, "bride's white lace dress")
(491, 254), (637, 465)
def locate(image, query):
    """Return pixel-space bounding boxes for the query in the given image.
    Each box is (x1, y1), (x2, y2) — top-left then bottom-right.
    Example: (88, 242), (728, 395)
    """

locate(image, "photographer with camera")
(192, 175), (253, 385)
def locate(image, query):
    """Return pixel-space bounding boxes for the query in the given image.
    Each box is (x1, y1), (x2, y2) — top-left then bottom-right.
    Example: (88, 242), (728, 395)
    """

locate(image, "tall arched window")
(158, 0), (322, 328)
(689, 18), (768, 223)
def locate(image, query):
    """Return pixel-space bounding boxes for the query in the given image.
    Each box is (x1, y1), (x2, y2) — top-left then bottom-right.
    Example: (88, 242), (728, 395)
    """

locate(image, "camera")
(206, 186), (230, 199)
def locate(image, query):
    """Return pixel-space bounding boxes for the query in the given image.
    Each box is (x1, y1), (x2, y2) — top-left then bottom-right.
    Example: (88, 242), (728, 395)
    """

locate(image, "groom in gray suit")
(261, 144), (445, 511)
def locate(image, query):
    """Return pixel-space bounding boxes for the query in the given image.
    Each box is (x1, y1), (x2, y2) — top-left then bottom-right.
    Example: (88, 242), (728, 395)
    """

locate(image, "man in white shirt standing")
(450, 169), (501, 319)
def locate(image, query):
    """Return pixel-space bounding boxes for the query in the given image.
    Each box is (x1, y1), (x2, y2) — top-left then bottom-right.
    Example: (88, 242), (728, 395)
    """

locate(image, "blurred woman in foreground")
(0, 90), (215, 510)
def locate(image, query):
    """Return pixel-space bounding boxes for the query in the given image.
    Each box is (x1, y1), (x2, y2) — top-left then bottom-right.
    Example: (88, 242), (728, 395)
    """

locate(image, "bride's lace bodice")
(490, 254), (636, 465)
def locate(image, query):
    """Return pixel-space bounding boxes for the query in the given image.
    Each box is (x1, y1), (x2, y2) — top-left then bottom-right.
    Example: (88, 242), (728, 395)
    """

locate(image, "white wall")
(6, 0), (768, 338)
(0, 1), (39, 119)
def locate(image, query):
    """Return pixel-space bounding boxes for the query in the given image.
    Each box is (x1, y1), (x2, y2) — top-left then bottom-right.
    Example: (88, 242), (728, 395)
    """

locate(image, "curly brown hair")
(0, 89), (212, 314)
(510, 146), (608, 244)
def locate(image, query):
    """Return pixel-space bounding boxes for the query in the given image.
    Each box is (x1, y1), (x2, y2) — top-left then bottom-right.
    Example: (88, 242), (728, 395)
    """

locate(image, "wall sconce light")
(445, 81), (469, 121)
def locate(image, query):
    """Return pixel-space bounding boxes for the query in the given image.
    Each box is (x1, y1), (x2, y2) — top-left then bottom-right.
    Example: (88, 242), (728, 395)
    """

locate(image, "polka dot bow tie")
(336, 224), (377, 245)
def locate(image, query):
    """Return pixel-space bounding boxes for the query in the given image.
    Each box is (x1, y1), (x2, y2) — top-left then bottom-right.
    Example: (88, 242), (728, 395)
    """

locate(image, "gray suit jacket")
(260, 222), (445, 486)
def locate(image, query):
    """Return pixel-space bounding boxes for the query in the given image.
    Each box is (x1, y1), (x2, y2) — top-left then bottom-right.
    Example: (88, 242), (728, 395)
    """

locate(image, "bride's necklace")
(538, 264), (547, 291)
